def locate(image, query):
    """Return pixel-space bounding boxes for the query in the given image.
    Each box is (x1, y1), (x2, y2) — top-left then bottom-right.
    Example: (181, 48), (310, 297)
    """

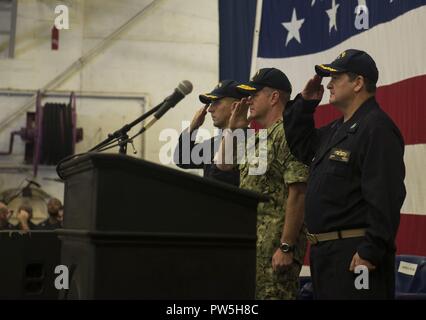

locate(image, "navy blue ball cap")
(315, 49), (379, 84)
(236, 68), (292, 95)
(199, 80), (247, 104)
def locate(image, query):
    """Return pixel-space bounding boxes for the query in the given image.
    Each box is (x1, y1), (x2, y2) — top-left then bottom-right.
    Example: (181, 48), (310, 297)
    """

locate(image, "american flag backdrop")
(252, 0), (426, 265)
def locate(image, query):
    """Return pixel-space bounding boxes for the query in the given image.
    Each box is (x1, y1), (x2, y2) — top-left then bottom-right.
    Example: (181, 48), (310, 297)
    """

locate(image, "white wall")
(0, 0), (219, 202)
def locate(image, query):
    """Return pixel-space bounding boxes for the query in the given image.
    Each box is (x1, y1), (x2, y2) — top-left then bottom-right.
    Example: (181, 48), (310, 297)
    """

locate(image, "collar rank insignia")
(349, 122), (358, 133)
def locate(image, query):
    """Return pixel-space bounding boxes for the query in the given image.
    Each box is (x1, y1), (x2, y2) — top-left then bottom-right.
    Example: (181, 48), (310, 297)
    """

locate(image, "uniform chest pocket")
(326, 160), (351, 178)
(326, 147), (352, 177)
(320, 161), (351, 207)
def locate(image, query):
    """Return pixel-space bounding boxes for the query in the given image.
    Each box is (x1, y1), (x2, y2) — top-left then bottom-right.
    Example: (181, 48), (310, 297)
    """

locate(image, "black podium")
(57, 153), (265, 299)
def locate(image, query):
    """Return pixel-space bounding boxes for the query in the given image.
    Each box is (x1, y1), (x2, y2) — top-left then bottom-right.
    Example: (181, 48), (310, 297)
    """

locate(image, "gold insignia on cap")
(237, 84), (257, 91)
(337, 51), (346, 59)
(202, 94), (218, 99)
(319, 64), (338, 72)
(319, 64), (337, 72)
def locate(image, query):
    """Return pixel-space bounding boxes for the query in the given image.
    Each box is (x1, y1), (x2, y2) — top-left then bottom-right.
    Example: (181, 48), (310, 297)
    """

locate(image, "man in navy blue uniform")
(174, 80), (245, 186)
(284, 49), (406, 299)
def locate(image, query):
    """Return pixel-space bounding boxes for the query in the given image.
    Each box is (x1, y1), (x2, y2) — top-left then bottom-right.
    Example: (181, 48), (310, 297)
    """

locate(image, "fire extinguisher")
(52, 26), (59, 50)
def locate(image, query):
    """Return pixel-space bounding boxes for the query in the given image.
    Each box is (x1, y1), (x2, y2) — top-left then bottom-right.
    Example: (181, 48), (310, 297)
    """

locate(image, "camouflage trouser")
(255, 213), (305, 300)
(255, 256), (302, 300)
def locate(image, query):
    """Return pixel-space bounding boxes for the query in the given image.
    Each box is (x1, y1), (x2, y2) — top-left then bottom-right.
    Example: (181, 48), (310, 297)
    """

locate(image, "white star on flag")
(326, 0), (340, 33)
(358, 0), (367, 6)
(282, 8), (305, 46)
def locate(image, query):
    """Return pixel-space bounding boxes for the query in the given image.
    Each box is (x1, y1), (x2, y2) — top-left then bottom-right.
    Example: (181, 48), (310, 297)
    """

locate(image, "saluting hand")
(229, 98), (250, 130)
(302, 75), (324, 101)
(189, 105), (208, 131)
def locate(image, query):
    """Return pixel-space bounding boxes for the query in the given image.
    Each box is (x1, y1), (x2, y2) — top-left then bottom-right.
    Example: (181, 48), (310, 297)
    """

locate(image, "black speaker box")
(0, 231), (61, 299)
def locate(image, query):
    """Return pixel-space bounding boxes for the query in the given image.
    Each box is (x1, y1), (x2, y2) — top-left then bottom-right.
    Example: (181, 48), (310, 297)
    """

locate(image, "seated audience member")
(0, 201), (13, 230)
(38, 198), (63, 230)
(16, 205), (37, 232)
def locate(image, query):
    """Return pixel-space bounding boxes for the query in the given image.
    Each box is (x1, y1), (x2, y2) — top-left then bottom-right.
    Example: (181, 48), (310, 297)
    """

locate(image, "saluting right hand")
(302, 75), (324, 101)
(189, 105), (209, 131)
(229, 98), (250, 130)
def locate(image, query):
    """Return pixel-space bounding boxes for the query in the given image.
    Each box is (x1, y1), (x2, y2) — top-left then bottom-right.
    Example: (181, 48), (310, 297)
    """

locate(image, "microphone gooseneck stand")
(56, 102), (162, 179)
(57, 80), (193, 179)
(89, 102), (164, 155)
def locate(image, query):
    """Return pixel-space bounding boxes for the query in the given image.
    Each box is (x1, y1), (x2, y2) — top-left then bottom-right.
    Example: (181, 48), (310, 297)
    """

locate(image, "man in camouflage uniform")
(217, 68), (309, 299)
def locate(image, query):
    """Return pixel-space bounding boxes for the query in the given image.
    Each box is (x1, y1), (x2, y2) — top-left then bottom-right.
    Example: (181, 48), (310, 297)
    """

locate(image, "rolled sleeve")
(284, 153), (309, 185)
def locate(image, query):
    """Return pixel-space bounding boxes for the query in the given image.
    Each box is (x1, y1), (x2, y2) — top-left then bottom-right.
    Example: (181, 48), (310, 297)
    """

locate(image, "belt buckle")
(307, 232), (318, 245)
